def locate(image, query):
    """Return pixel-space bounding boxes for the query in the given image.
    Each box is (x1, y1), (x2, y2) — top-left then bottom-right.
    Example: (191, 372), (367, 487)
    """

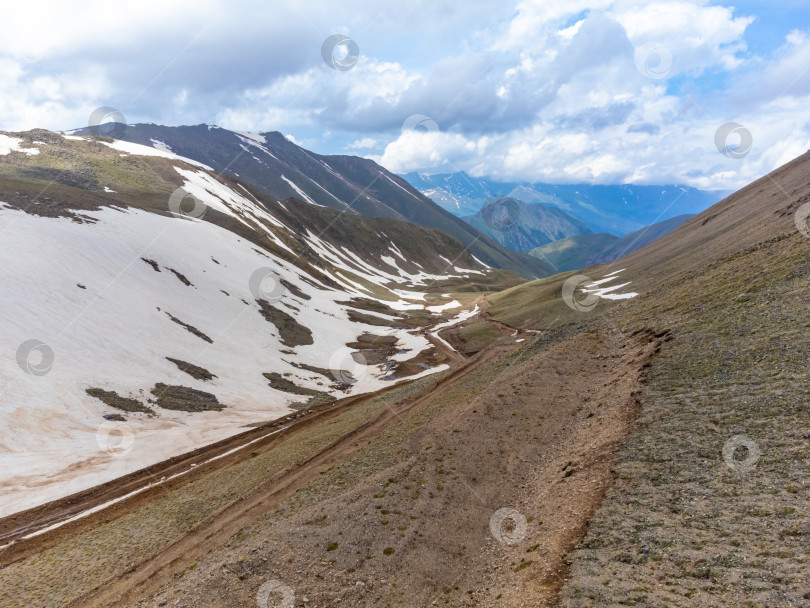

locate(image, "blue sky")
(2, 0), (809, 190)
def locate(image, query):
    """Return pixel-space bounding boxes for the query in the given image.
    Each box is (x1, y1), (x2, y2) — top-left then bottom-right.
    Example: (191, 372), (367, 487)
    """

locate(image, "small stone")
(640, 544), (650, 554)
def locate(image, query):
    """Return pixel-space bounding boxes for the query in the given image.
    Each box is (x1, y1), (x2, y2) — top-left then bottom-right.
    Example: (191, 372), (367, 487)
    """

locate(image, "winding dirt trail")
(67, 343), (508, 608)
(0, 329), (466, 568)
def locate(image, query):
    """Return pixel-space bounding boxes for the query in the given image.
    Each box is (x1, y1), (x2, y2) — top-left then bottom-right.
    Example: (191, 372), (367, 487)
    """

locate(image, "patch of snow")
(100, 139), (212, 170)
(430, 305), (479, 333)
(149, 139), (174, 154)
(471, 255), (493, 269)
(427, 300), (462, 313)
(174, 167), (295, 255)
(581, 271), (639, 301)
(382, 173), (422, 200)
(281, 175), (323, 207)
(0, 203), (446, 517)
(0, 135), (40, 156)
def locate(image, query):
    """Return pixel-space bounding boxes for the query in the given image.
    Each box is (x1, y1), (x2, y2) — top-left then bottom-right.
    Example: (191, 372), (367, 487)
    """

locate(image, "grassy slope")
(488, 152), (810, 606)
(529, 232), (620, 273)
(3, 134), (808, 606)
(528, 214), (694, 273)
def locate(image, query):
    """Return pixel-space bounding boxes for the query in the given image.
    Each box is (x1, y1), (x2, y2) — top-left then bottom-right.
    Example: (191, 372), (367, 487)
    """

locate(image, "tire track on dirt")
(68, 345), (506, 608)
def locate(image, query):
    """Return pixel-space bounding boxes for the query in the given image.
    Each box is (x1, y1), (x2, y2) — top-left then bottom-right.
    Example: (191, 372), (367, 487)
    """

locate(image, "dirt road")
(67, 342), (508, 608)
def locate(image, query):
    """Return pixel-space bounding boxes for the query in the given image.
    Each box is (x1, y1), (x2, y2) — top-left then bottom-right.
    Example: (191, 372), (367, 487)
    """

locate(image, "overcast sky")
(2, 0), (810, 189)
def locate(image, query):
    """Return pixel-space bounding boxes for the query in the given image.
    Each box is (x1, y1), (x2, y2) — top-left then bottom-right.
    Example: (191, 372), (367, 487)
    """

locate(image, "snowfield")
(0, 192), (466, 517)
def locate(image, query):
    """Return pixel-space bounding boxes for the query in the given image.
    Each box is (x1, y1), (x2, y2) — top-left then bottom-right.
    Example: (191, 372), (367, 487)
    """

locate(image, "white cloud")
(0, 0), (808, 192)
(348, 137), (377, 149)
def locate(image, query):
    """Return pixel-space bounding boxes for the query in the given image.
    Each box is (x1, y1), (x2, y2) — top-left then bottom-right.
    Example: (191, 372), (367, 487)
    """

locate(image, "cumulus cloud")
(348, 137), (378, 150)
(1, 0), (808, 190)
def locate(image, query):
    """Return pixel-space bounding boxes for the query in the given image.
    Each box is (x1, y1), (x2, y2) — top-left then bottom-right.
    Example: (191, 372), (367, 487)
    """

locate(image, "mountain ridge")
(461, 196), (594, 253)
(68, 124), (552, 279)
(402, 170), (729, 234)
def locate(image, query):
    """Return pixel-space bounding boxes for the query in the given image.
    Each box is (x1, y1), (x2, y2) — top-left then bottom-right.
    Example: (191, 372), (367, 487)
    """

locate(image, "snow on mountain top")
(98, 138), (213, 170)
(234, 131), (267, 145)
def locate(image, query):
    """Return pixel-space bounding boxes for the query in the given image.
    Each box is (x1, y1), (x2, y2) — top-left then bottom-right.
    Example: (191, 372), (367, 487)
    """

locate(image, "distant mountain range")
(529, 214), (695, 272)
(461, 197), (593, 253)
(67, 125), (551, 279)
(401, 171), (729, 235)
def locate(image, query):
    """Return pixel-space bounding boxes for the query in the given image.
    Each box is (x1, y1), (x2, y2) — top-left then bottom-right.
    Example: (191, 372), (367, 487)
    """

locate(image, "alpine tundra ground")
(1, 151), (809, 607)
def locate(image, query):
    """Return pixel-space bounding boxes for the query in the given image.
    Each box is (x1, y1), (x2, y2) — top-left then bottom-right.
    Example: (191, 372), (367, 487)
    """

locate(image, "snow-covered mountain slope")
(67, 124), (553, 279)
(0, 129), (507, 517)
